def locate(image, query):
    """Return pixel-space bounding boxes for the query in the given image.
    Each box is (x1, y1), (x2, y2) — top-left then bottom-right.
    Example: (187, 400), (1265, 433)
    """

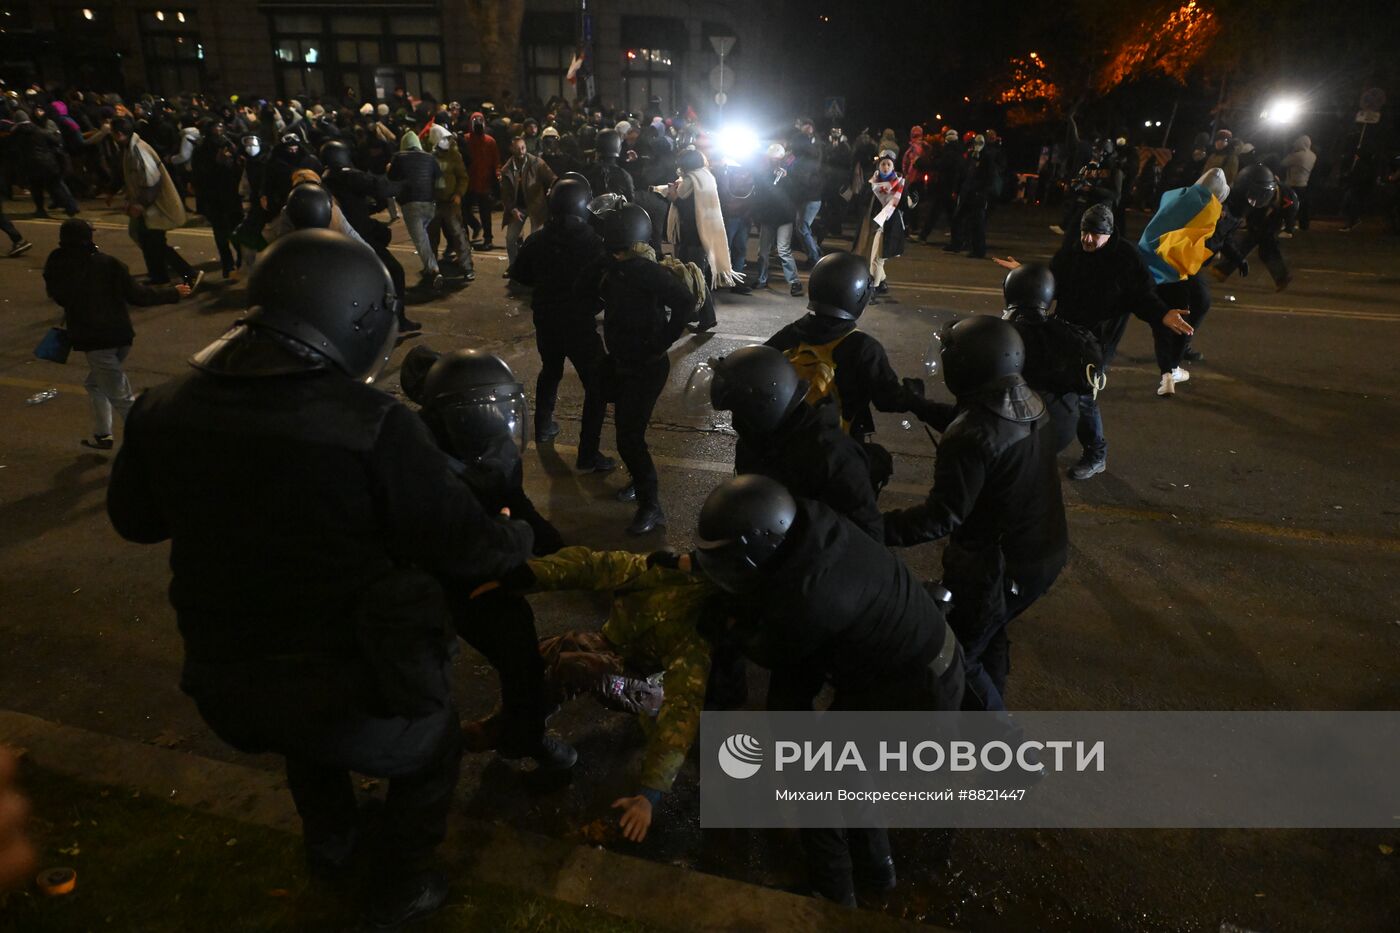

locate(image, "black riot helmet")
(694, 475), (799, 594)
(939, 315), (1026, 396)
(1234, 163), (1277, 208)
(559, 170), (589, 187)
(548, 177), (593, 219)
(1002, 263), (1055, 322)
(192, 229), (397, 381)
(601, 203), (653, 251)
(319, 139), (353, 171)
(807, 251), (873, 321)
(578, 124), (598, 151)
(596, 128), (623, 159)
(709, 346), (807, 437)
(419, 349), (529, 484)
(285, 182), (334, 229)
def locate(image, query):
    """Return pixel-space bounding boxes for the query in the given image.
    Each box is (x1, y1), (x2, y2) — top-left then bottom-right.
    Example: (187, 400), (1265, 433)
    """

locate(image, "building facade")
(1, 0), (774, 120)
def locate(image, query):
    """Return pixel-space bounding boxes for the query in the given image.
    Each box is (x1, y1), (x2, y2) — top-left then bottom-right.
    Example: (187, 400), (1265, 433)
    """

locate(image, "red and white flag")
(566, 52), (584, 85)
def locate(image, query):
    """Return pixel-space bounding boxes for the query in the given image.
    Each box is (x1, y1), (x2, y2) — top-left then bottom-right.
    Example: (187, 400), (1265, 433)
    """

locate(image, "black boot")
(626, 503), (666, 535)
(365, 869), (449, 930)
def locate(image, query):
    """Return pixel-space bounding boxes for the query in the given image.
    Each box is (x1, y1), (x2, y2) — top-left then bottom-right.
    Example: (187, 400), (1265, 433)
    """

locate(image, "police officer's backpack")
(783, 330), (856, 428)
(1012, 317), (1107, 398)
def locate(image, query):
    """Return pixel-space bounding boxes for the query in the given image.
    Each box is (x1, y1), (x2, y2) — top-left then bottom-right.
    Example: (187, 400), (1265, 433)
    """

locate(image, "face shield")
(693, 539), (764, 594)
(242, 135), (261, 157)
(432, 383), (528, 498)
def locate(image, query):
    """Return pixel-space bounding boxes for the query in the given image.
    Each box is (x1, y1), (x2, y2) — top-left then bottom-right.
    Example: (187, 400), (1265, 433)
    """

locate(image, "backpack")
(1013, 317), (1107, 398)
(783, 329), (856, 427)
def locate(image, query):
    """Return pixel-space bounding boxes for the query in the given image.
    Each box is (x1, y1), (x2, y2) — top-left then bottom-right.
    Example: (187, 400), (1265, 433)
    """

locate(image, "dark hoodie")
(44, 220), (179, 351)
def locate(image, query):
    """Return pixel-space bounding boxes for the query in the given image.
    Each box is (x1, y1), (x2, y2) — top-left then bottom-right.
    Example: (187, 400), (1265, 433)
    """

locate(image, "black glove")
(901, 376), (927, 399)
(646, 549), (684, 570)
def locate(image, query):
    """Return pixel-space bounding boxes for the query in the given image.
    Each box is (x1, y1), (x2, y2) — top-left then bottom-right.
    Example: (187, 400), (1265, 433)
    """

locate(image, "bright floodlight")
(717, 124), (759, 164)
(1261, 97), (1302, 124)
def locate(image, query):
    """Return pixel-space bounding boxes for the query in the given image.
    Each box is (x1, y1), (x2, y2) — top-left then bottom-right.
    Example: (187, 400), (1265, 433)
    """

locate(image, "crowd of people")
(1, 78), (1395, 927)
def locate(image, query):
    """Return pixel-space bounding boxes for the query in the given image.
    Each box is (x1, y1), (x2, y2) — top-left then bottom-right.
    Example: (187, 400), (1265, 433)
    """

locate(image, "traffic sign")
(1360, 87), (1386, 111)
(709, 65), (733, 92)
(1355, 110), (1381, 125)
(715, 92), (728, 107)
(824, 97), (845, 120)
(709, 35), (736, 57)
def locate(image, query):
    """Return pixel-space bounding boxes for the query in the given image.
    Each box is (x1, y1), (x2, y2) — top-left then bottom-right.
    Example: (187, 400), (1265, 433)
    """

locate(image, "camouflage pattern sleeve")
(639, 632), (712, 793)
(527, 547), (651, 592)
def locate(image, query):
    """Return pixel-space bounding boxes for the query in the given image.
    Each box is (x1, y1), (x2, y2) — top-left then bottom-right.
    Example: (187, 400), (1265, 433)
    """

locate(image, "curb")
(1, 710), (932, 932)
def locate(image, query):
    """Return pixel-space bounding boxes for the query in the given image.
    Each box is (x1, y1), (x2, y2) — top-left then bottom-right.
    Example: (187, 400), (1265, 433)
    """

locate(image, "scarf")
(869, 171), (904, 227)
(665, 166), (740, 287)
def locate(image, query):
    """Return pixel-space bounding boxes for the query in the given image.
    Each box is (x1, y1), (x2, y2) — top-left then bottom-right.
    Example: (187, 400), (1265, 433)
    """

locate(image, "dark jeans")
(209, 215), (242, 275)
(135, 223), (195, 284)
(949, 194), (987, 256)
(447, 587), (549, 749)
(1075, 320), (1124, 461)
(612, 355), (670, 508)
(675, 242), (716, 327)
(0, 203), (19, 242)
(29, 171), (78, 215)
(463, 191), (494, 243)
(1153, 275), (1212, 372)
(724, 215), (750, 274)
(1216, 228), (1290, 287)
(535, 325), (607, 462)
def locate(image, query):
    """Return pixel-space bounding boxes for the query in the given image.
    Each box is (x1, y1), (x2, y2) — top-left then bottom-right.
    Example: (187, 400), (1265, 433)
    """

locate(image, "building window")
(140, 9), (204, 93)
(622, 48), (675, 116)
(522, 12), (575, 107)
(267, 11), (444, 103)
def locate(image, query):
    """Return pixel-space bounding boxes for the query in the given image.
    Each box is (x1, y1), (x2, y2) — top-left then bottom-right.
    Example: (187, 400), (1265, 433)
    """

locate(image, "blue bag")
(34, 327), (72, 364)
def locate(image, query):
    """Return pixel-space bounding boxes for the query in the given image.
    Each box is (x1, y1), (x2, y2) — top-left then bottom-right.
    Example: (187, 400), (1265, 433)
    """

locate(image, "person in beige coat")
(112, 117), (201, 288)
(499, 136), (556, 274)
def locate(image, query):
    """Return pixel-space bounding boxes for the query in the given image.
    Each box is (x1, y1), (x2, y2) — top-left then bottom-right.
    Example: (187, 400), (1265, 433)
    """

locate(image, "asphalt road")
(1, 199), (1397, 932)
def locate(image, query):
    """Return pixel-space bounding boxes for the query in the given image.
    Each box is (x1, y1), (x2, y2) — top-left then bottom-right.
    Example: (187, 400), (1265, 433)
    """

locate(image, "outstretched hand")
(1162, 309), (1194, 336)
(993, 256), (1021, 270)
(611, 795), (653, 843)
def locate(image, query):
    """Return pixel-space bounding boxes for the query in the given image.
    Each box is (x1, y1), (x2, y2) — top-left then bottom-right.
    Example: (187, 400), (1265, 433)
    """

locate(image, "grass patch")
(2, 766), (655, 932)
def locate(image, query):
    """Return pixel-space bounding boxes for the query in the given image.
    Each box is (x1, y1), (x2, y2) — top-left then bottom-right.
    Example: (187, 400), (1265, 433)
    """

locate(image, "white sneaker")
(1277, 230), (1294, 239)
(1049, 225), (1065, 236)
(1157, 373), (1176, 397)
(1170, 366), (1191, 383)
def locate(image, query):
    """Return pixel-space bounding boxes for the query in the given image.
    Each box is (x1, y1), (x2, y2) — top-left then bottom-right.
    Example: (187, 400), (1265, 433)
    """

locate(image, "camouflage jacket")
(528, 547), (714, 792)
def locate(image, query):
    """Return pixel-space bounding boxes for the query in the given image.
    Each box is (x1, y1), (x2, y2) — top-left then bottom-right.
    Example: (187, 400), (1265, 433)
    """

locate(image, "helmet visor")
(693, 539), (762, 594)
(436, 385), (528, 461)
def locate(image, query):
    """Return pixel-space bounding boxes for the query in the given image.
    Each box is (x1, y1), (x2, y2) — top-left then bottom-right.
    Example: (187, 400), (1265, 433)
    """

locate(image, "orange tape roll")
(37, 867), (77, 896)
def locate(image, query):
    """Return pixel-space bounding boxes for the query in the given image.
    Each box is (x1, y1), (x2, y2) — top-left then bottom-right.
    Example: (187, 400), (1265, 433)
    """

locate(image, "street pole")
(1161, 98), (1179, 148)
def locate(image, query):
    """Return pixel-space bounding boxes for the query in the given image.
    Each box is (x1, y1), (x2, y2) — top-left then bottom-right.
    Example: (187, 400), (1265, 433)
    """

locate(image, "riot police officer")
(583, 129), (636, 202)
(708, 345), (883, 539)
(882, 316), (1068, 712)
(509, 177), (615, 470)
(694, 475), (964, 906)
(1001, 263), (1078, 453)
(106, 230), (534, 928)
(405, 348), (580, 760)
(320, 139), (418, 333)
(107, 228), (529, 924)
(577, 203), (696, 535)
(765, 251), (938, 485)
